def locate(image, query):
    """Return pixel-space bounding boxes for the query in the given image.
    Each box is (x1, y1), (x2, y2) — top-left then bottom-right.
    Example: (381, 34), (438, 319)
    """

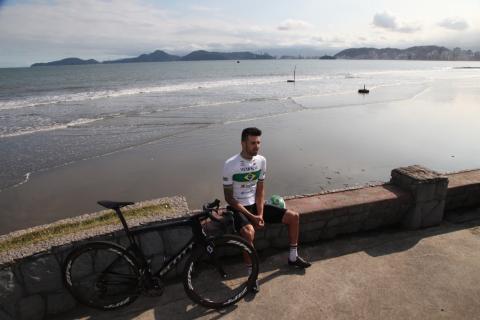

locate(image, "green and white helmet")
(266, 195), (286, 209)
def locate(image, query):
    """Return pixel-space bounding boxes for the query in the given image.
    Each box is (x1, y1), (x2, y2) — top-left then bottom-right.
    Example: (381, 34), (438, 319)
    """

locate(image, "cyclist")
(223, 127), (311, 291)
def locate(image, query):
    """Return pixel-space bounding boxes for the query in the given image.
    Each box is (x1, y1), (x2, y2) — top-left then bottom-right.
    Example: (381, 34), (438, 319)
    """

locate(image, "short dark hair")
(241, 127), (262, 141)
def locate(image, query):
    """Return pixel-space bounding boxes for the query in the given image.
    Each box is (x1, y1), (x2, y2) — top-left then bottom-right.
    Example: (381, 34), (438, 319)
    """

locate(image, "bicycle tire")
(63, 241), (141, 310)
(183, 234), (259, 309)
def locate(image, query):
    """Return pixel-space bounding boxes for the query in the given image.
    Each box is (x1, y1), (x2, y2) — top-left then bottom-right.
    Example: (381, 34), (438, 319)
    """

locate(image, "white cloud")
(373, 12), (421, 33)
(0, 1), (478, 66)
(0, 1), (321, 64)
(373, 12), (397, 29)
(0, 0), (243, 61)
(188, 5), (221, 13)
(278, 19), (313, 31)
(438, 17), (469, 30)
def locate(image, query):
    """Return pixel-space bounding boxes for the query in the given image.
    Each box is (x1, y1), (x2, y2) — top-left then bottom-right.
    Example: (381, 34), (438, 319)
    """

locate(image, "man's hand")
(225, 186), (263, 228)
(251, 215), (265, 229)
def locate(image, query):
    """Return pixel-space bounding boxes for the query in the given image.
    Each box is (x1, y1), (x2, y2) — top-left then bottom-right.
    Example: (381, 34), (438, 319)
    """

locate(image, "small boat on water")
(287, 66), (296, 83)
(358, 85), (369, 94)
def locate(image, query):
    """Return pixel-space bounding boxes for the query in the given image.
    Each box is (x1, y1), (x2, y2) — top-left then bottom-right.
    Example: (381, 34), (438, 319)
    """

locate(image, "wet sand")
(1, 77), (480, 235)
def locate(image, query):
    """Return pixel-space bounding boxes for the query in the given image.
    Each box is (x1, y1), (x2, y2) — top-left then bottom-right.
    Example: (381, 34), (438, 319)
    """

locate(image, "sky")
(0, 0), (479, 67)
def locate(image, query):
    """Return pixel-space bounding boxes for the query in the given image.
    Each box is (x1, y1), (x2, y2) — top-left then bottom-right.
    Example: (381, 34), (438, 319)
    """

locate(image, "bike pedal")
(145, 286), (165, 297)
(144, 277), (165, 297)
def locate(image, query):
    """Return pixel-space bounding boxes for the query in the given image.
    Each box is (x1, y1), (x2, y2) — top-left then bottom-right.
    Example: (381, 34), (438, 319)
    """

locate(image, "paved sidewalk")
(55, 208), (480, 320)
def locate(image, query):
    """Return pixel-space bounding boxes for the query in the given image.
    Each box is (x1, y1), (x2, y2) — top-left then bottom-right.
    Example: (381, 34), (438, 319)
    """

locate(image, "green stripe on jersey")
(232, 170), (262, 182)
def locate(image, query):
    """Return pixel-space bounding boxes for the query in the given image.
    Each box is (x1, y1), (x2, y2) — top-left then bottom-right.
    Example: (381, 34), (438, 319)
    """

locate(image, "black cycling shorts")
(227, 203), (287, 232)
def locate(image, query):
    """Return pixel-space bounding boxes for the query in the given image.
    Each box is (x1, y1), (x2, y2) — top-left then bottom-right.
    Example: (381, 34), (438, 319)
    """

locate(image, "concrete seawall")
(1, 166), (479, 320)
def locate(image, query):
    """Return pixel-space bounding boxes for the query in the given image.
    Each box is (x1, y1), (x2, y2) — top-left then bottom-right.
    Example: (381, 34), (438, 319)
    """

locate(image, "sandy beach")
(1, 75), (479, 235)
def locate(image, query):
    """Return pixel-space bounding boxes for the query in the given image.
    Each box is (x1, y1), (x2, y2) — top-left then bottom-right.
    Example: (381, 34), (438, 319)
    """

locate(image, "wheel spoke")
(64, 243), (140, 310)
(184, 235), (258, 308)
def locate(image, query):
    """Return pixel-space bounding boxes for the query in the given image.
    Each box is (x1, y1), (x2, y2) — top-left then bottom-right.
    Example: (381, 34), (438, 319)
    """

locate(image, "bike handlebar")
(201, 199), (235, 232)
(202, 199), (222, 223)
(203, 199), (220, 210)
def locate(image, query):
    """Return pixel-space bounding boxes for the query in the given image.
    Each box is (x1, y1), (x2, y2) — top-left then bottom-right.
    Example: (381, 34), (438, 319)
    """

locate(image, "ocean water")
(1, 59), (480, 234)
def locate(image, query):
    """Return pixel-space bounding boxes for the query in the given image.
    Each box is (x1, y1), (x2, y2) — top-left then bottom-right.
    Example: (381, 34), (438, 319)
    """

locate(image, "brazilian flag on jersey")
(232, 170), (262, 182)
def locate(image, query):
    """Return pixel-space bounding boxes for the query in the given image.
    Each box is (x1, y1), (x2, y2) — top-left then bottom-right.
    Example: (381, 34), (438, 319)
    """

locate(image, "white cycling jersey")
(222, 153), (266, 206)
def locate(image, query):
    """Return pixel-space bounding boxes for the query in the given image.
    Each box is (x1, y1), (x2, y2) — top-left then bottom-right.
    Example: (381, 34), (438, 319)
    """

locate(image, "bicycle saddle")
(97, 200), (135, 210)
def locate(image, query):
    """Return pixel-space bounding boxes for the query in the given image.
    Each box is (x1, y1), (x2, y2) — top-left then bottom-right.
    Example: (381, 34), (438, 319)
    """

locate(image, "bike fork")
(206, 244), (227, 278)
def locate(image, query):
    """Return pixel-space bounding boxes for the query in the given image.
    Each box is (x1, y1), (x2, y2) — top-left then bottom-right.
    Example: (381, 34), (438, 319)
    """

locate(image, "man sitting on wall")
(222, 127), (311, 292)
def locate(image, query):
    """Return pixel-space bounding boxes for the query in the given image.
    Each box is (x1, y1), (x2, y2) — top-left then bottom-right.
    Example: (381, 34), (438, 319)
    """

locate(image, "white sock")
(289, 245), (298, 262)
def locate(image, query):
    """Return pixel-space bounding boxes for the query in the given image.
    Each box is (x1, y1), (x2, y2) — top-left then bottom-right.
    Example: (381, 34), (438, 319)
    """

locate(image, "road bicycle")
(63, 199), (259, 310)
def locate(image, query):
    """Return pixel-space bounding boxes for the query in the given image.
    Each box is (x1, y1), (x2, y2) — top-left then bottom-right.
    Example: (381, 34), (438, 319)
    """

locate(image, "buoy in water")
(287, 65), (296, 83)
(358, 85), (369, 94)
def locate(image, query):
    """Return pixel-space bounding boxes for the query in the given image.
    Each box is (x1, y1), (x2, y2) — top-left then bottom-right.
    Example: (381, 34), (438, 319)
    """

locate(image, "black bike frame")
(113, 208), (210, 279)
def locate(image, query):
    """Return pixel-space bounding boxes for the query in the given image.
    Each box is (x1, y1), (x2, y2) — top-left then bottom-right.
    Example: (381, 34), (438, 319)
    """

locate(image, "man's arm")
(255, 180), (265, 218)
(255, 156), (267, 223)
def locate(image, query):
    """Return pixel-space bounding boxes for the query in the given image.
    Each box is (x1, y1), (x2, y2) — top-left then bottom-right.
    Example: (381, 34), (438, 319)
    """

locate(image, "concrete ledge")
(0, 196), (189, 266)
(287, 184), (410, 214)
(205, 183), (413, 249)
(446, 169), (480, 211)
(447, 169), (480, 188)
(390, 165), (448, 229)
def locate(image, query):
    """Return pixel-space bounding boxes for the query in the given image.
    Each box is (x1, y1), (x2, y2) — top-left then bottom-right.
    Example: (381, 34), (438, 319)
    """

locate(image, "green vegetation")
(0, 202), (173, 254)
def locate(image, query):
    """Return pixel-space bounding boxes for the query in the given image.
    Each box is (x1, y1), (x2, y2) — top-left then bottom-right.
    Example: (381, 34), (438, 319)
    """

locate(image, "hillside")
(31, 50), (275, 66)
(31, 58), (99, 67)
(102, 50), (180, 63)
(181, 50), (274, 61)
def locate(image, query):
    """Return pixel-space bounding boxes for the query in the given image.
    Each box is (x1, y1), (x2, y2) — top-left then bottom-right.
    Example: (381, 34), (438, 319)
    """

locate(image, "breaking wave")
(0, 118), (102, 138)
(0, 74), (346, 111)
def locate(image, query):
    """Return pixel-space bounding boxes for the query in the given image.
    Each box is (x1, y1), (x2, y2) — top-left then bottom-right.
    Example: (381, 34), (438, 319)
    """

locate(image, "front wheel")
(63, 241), (141, 310)
(183, 235), (259, 309)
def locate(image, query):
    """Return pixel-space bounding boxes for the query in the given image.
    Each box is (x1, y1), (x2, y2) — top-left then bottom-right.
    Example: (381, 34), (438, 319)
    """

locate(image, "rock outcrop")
(31, 58), (99, 67)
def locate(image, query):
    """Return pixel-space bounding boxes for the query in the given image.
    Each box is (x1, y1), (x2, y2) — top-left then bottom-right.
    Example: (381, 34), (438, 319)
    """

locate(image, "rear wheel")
(183, 235), (259, 309)
(63, 242), (141, 310)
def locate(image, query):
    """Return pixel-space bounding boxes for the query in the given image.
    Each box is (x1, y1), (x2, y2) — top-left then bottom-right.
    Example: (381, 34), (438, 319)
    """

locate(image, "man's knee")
(240, 224), (255, 241)
(282, 210), (299, 224)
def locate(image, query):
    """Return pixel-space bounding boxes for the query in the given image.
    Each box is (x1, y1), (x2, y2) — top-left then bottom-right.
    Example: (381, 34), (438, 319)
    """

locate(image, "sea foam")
(0, 118), (102, 138)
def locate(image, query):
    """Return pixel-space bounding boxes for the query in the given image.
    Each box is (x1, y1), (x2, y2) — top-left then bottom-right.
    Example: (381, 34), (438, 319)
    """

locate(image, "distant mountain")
(31, 57), (99, 67)
(32, 46), (480, 66)
(334, 46), (480, 61)
(181, 50), (274, 61)
(279, 54), (336, 59)
(31, 50), (276, 67)
(103, 50), (180, 64)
